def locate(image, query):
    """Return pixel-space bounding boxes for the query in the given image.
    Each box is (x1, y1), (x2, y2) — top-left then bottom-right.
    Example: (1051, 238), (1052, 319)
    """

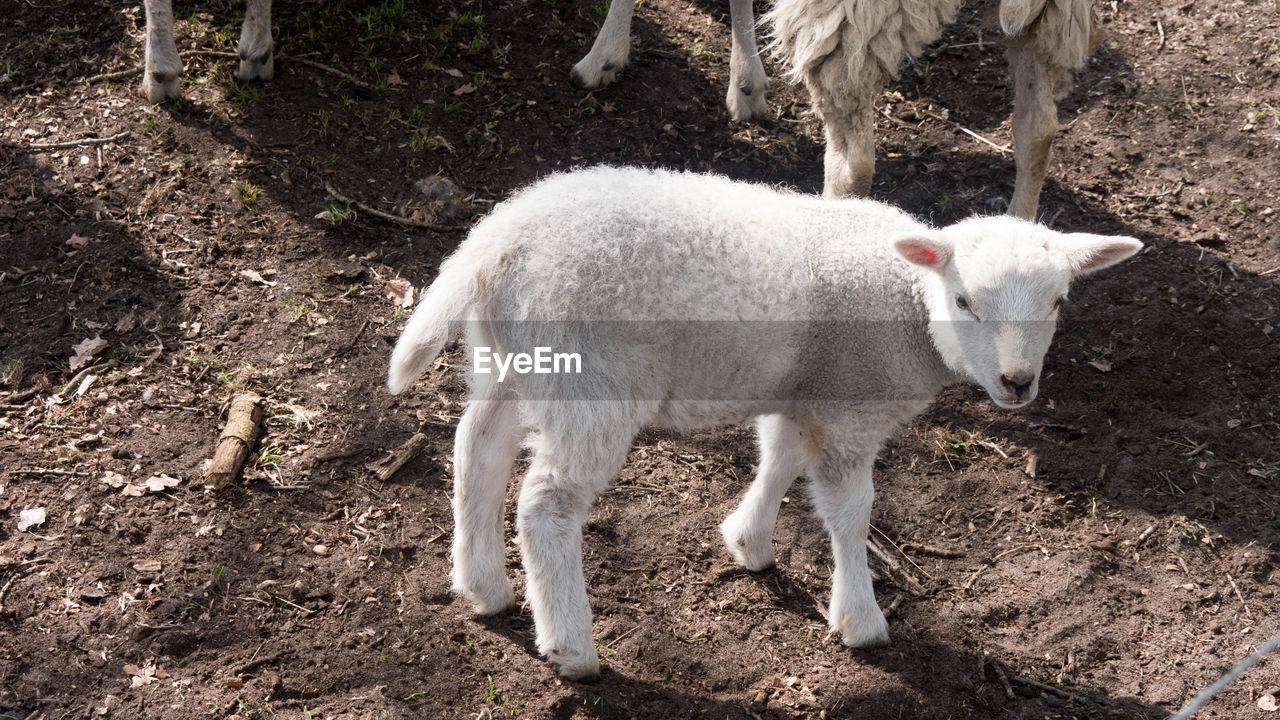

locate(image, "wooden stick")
(85, 50), (377, 91)
(21, 131), (130, 151)
(323, 182), (468, 231)
(205, 392), (265, 490)
(866, 536), (927, 596)
(367, 432), (431, 481)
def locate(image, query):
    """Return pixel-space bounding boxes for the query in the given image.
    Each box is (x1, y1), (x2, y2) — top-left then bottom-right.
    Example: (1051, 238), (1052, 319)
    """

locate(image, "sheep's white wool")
(388, 166), (1142, 679)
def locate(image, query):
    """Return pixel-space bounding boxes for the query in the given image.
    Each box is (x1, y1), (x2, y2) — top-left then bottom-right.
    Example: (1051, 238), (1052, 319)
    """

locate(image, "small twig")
(323, 182), (468, 231)
(367, 432), (432, 482)
(86, 50), (377, 91)
(865, 535), (927, 596)
(901, 542), (966, 559)
(883, 592), (907, 618)
(958, 126), (1013, 154)
(1008, 672), (1081, 703)
(20, 130), (130, 151)
(1226, 574), (1253, 618)
(340, 318), (371, 355)
(985, 652), (1016, 700)
(1156, 19), (1166, 52)
(59, 360), (115, 397)
(9, 468), (93, 477)
(1181, 441), (1209, 458)
(269, 593), (316, 615)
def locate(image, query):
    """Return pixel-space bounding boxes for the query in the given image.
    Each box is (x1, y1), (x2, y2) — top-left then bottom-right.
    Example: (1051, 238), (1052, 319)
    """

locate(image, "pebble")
(312, 544), (329, 556)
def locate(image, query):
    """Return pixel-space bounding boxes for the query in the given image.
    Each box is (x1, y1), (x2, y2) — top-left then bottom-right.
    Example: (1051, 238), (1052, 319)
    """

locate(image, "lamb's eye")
(955, 295), (970, 311)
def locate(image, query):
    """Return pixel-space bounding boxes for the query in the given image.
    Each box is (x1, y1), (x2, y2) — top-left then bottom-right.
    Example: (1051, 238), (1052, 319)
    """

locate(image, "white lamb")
(387, 166), (1141, 680)
(573, 0), (1098, 219)
(141, 0), (273, 103)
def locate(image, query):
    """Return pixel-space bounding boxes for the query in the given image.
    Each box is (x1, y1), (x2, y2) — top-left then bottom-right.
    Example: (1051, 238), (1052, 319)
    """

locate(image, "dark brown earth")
(2, 0), (1278, 718)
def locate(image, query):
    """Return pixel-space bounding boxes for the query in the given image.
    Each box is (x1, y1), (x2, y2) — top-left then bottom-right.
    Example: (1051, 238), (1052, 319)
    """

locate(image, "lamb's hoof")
(551, 650), (601, 682)
(722, 532), (775, 572)
(726, 84), (769, 123)
(570, 58), (623, 90)
(237, 52), (274, 82)
(142, 71), (182, 103)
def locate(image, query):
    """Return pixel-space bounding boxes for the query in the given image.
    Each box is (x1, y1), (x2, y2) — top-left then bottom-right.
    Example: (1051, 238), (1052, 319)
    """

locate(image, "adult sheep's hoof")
(551, 649), (601, 682)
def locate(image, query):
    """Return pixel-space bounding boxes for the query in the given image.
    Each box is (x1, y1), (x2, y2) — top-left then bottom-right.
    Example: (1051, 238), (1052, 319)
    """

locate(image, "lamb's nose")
(1000, 371), (1035, 399)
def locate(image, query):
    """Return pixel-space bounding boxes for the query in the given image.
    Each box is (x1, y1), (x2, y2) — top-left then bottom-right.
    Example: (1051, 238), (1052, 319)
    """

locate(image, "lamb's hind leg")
(517, 423), (634, 680)
(720, 414), (810, 571)
(809, 453), (889, 647)
(570, 0), (635, 89)
(142, 0), (183, 102)
(1006, 38), (1057, 220)
(451, 387), (524, 615)
(725, 0), (768, 122)
(237, 0), (274, 82)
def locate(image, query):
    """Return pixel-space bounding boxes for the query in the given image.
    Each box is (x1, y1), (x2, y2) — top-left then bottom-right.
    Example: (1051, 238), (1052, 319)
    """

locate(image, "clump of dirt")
(1, 0), (1278, 719)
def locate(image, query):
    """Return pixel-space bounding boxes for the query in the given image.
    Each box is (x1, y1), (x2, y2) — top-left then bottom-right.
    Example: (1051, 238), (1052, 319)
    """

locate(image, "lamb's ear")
(893, 232), (953, 273)
(1054, 233), (1144, 276)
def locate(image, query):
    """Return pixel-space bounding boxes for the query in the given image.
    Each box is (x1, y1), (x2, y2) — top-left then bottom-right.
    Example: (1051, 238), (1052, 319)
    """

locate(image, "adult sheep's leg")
(142, 0), (183, 102)
(820, 98), (877, 198)
(450, 384), (524, 615)
(725, 0), (768, 122)
(1006, 39), (1057, 220)
(570, 0), (635, 90)
(237, 0), (274, 82)
(517, 416), (635, 680)
(808, 452), (889, 647)
(721, 414), (810, 571)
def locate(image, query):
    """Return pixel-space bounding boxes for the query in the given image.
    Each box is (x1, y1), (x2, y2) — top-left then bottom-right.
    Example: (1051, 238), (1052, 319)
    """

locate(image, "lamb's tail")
(386, 227), (510, 395)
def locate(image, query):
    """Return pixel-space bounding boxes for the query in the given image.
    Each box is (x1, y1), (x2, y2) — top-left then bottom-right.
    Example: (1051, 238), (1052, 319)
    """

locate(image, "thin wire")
(1167, 628), (1280, 720)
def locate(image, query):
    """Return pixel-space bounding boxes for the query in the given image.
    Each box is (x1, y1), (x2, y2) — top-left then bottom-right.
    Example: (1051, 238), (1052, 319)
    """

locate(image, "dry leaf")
(133, 560), (162, 573)
(386, 71), (403, 85)
(115, 313), (139, 333)
(100, 471), (127, 488)
(66, 233), (91, 247)
(70, 335), (108, 370)
(144, 474), (181, 492)
(1259, 694), (1278, 712)
(1088, 358), (1113, 373)
(239, 269), (278, 287)
(385, 278), (419, 307)
(17, 506), (46, 532)
(444, 68), (464, 78)
(124, 661), (160, 687)
(453, 83), (475, 95)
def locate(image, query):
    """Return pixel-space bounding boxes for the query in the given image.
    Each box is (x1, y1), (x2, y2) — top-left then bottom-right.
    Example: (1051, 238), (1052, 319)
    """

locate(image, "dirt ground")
(2, 0), (1278, 718)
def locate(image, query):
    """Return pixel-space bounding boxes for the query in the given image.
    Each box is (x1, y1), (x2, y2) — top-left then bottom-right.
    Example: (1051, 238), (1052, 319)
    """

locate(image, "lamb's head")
(893, 216), (1142, 410)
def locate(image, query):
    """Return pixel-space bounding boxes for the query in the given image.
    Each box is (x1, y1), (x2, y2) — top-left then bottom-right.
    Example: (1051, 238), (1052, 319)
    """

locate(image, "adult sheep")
(573, 0), (1100, 219)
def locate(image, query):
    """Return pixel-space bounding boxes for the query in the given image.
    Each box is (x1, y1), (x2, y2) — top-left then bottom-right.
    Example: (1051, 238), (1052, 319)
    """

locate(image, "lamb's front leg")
(809, 456), (889, 647)
(570, 0), (635, 90)
(721, 414), (809, 570)
(142, 0), (183, 102)
(237, 0), (274, 82)
(725, 0), (768, 122)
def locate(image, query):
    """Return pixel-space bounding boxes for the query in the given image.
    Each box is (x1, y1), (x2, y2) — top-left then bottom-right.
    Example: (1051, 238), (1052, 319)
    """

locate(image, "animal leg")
(809, 454), (888, 647)
(142, 0), (183, 102)
(450, 385), (524, 615)
(721, 414), (810, 571)
(237, 0), (274, 82)
(725, 0), (768, 122)
(1007, 39), (1057, 220)
(570, 0), (635, 89)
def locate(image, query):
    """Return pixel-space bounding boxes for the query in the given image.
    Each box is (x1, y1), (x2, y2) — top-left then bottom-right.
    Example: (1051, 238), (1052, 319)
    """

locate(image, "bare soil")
(2, 0), (1279, 718)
